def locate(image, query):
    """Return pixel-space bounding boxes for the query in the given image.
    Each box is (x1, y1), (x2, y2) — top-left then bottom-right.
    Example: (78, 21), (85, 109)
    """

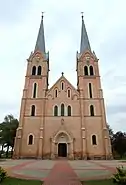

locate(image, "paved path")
(43, 160), (81, 185)
(0, 159), (126, 182)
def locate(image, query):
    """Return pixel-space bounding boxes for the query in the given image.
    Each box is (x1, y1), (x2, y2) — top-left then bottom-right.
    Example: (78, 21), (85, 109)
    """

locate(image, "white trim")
(53, 104), (59, 116)
(67, 105), (72, 116)
(32, 82), (38, 98)
(31, 65), (36, 75)
(67, 88), (71, 98)
(88, 82), (93, 98)
(89, 65), (95, 75)
(27, 133), (34, 145)
(30, 104), (36, 116)
(54, 88), (58, 98)
(84, 65), (89, 75)
(91, 134), (98, 145)
(60, 102), (65, 116)
(89, 104), (95, 116)
(61, 81), (65, 90)
(37, 65), (42, 75)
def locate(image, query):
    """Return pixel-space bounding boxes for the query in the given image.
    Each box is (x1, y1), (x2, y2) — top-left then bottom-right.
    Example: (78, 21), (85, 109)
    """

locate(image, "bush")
(0, 167), (7, 183)
(112, 166), (126, 184)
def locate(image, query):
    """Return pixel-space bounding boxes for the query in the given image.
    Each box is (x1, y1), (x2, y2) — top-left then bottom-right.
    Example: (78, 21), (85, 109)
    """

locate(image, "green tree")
(112, 131), (126, 158)
(0, 115), (19, 158)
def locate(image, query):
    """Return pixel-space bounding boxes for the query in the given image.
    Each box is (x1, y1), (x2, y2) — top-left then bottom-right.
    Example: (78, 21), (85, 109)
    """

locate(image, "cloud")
(0, 0), (126, 133)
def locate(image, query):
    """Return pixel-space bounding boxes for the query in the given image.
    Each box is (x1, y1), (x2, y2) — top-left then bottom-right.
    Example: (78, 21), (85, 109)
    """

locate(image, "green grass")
(81, 179), (114, 185)
(0, 177), (42, 185)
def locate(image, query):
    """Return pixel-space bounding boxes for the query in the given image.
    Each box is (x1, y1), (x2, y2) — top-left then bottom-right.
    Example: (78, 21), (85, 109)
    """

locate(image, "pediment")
(78, 50), (98, 63)
(46, 75), (79, 100)
(27, 50), (48, 62)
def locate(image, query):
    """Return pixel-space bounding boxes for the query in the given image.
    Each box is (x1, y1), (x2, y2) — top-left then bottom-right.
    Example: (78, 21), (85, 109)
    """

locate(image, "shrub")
(112, 166), (126, 184)
(0, 167), (7, 183)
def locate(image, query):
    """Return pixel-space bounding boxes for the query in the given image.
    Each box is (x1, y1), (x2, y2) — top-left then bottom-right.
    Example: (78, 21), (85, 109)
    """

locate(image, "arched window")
(31, 105), (35, 116)
(89, 66), (94, 75)
(67, 89), (71, 98)
(67, 106), (71, 116)
(92, 135), (97, 145)
(37, 66), (42, 75)
(61, 82), (64, 90)
(54, 105), (58, 116)
(90, 105), (94, 116)
(32, 66), (36, 75)
(28, 135), (33, 145)
(61, 104), (65, 116)
(84, 66), (88, 75)
(33, 83), (37, 98)
(55, 89), (58, 98)
(89, 83), (92, 98)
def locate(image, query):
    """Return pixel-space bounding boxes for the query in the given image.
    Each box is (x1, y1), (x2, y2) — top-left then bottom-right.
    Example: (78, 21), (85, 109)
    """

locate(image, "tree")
(0, 115), (19, 158)
(112, 131), (126, 158)
(107, 123), (114, 140)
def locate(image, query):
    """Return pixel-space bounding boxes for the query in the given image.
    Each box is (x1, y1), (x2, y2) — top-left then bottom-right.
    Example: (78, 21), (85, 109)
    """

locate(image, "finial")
(41, 11), (44, 20)
(61, 72), (64, 76)
(81, 12), (84, 20)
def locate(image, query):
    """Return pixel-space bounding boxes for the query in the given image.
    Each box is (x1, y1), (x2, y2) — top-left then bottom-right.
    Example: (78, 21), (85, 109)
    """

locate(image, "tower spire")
(80, 12), (91, 54)
(34, 12), (45, 53)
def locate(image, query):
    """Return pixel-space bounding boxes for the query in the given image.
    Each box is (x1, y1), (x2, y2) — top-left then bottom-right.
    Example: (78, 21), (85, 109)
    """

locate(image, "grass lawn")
(81, 179), (114, 185)
(0, 177), (42, 185)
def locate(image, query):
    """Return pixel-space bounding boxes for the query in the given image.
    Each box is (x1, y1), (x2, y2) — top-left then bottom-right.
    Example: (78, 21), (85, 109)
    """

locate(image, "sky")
(0, 0), (126, 132)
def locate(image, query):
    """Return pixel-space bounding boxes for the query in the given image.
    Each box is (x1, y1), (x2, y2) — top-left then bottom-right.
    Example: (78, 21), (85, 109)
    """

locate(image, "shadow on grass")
(1, 177), (42, 185)
(81, 179), (114, 185)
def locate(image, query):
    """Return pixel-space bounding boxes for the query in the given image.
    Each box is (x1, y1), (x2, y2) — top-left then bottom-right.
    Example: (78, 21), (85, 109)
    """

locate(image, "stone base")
(12, 153), (113, 160)
(87, 155), (113, 160)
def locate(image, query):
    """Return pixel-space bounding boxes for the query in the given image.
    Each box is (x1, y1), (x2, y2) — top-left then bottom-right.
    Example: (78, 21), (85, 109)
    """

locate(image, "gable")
(46, 75), (79, 100)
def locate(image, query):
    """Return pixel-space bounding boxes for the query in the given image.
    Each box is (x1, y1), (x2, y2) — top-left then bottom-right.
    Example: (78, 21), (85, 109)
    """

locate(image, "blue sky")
(0, 0), (126, 132)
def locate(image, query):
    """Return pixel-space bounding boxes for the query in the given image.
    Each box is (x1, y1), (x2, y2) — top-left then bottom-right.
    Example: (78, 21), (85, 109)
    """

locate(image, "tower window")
(90, 105), (94, 116)
(61, 82), (64, 90)
(28, 135), (33, 145)
(84, 66), (88, 75)
(67, 105), (71, 116)
(67, 89), (71, 98)
(37, 66), (42, 75)
(32, 66), (36, 75)
(61, 103), (65, 116)
(31, 105), (35, 116)
(92, 135), (97, 145)
(89, 66), (94, 76)
(54, 105), (58, 116)
(89, 83), (92, 98)
(33, 83), (37, 98)
(55, 89), (58, 98)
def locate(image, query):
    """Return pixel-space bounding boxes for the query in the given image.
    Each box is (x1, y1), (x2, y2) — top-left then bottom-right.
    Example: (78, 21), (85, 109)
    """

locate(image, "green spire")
(34, 13), (45, 53)
(80, 13), (91, 53)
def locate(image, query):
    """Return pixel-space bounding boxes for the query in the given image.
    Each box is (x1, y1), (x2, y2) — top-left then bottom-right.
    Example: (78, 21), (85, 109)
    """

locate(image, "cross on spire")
(34, 12), (46, 53)
(80, 12), (91, 53)
(42, 11), (44, 20)
(81, 12), (84, 19)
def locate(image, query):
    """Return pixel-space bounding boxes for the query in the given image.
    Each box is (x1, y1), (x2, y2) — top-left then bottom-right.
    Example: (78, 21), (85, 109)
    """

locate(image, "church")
(13, 14), (112, 160)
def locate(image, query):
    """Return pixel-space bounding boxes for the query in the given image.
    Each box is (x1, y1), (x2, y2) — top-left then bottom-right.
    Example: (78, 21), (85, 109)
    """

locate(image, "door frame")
(58, 142), (68, 157)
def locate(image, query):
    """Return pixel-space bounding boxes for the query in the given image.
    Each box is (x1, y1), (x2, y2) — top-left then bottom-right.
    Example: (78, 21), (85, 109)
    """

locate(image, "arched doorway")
(58, 143), (67, 157)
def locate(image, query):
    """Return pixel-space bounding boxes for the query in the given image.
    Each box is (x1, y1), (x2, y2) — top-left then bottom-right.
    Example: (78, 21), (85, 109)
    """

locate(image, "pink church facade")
(13, 15), (112, 160)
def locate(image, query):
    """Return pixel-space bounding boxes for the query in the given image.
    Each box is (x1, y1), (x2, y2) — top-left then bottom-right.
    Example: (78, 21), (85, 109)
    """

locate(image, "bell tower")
(77, 14), (112, 159)
(13, 14), (49, 158)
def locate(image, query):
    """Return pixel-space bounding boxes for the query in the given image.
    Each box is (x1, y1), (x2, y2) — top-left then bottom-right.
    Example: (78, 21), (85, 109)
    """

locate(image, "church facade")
(13, 15), (112, 160)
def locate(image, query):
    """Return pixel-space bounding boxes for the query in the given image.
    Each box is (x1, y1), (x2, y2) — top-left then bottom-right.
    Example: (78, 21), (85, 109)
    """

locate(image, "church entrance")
(58, 143), (67, 157)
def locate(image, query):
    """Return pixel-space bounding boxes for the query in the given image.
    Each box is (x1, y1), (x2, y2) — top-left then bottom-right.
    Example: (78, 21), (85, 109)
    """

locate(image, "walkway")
(0, 159), (126, 182)
(43, 160), (81, 185)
